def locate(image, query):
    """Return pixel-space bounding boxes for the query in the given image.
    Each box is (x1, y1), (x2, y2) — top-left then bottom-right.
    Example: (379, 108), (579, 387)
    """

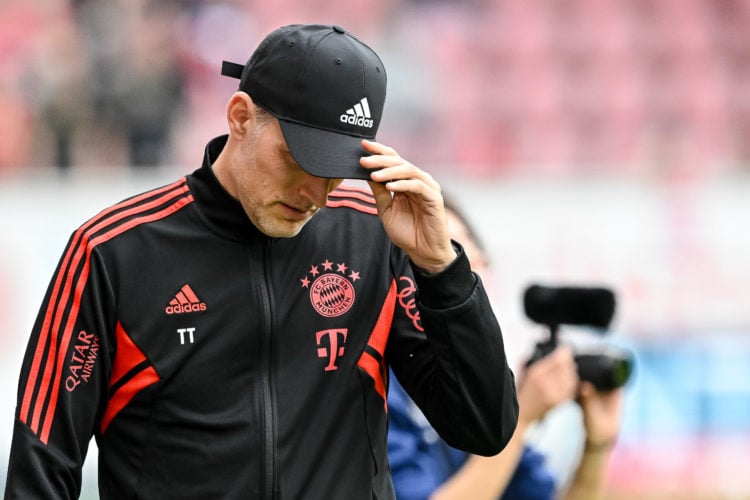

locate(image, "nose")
(298, 173), (341, 209)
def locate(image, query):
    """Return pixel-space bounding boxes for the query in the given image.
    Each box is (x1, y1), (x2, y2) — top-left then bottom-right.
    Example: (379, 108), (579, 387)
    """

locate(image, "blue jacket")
(388, 371), (556, 500)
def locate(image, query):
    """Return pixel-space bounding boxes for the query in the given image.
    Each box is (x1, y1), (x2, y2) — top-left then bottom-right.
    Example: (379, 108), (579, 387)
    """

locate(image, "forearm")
(564, 383), (624, 500)
(561, 441), (614, 500)
(5, 419), (81, 499)
(411, 251), (518, 455)
(430, 419), (532, 500)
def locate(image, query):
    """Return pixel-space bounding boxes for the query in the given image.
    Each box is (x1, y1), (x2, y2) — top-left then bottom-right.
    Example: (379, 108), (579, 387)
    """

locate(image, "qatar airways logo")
(66, 330), (100, 392)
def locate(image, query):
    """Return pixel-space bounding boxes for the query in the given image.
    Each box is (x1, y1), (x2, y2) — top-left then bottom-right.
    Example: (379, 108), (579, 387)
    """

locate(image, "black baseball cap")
(221, 24), (387, 180)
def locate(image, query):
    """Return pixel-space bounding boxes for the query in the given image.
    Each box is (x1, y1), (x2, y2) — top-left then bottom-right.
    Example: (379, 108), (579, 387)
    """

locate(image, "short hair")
(254, 104), (273, 127)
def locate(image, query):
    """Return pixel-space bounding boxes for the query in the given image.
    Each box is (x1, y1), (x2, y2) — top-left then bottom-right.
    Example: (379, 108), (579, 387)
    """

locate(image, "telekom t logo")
(316, 328), (348, 371)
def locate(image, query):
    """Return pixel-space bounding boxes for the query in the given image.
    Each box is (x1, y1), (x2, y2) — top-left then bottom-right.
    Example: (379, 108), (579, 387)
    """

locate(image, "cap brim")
(279, 120), (374, 180)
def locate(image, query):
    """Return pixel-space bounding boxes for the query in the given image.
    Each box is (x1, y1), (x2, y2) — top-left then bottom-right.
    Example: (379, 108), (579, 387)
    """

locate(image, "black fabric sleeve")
(4, 235), (113, 499)
(410, 240), (476, 308)
(388, 242), (519, 457)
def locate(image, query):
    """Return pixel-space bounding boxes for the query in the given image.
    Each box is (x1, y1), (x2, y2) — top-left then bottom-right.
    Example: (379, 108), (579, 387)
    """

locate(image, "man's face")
(234, 117), (344, 237)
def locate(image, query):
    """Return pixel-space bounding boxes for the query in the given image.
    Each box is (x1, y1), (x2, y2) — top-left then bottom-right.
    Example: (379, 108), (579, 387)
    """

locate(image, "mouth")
(279, 202), (316, 221)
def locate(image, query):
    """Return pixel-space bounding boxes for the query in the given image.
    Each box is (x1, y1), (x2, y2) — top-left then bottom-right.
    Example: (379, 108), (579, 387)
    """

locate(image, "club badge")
(300, 259), (360, 318)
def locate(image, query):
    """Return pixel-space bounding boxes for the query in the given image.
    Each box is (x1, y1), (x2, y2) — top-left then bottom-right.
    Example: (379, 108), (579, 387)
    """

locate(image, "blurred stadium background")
(1, 0), (749, 498)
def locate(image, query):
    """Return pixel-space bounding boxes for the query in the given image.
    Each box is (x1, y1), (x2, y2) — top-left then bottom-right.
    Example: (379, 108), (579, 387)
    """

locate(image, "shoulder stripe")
(39, 194), (193, 443)
(329, 186), (375, 204)
(326, 199), (378, 215)
(334, 184), (375, 195)
(20, 179), (189, 429)
(19, 178), (192, 444)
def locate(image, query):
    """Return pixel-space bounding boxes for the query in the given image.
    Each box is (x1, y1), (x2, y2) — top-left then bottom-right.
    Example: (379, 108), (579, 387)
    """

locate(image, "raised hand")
(361, 139), (457, 273)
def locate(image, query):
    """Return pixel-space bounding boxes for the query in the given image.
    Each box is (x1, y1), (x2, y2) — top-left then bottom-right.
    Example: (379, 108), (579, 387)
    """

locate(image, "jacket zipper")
(255, 240), (276, 499)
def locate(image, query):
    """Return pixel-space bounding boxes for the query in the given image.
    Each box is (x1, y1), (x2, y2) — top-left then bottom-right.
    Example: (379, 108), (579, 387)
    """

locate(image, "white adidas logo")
(340, 98), (374, 128)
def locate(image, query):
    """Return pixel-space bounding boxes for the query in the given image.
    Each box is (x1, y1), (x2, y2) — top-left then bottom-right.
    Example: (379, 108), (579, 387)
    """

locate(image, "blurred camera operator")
(387, 198), (625, 500)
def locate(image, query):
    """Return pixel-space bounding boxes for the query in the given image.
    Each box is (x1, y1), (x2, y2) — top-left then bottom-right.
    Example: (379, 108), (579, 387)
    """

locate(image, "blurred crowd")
(1, 0), (750, 178)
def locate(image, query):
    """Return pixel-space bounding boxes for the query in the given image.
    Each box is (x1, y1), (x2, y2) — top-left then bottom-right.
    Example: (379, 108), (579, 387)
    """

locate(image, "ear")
(226, 92), (255, 137)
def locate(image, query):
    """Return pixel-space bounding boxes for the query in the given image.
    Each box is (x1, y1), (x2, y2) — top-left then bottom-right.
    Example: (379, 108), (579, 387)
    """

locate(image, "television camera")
(523, 284), (634, 392)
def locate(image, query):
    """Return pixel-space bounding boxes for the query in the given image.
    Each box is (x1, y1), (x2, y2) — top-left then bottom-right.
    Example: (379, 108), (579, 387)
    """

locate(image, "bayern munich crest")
(300, 259), (361, 318)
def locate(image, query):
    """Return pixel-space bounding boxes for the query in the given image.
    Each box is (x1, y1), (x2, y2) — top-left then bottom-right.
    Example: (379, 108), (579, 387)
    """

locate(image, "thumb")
(367, 180), (392, 215)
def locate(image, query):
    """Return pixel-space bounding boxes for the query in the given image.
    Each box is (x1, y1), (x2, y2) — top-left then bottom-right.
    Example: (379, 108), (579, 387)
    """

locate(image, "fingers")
(578, 381), (597, 399)
(537, 346), (579, 398)
(537, 346), (577, 381)
(360, 139), (457, 272)
(361, 138), (399, 157)
(361, 140), (441, 192)
(520, 346), (579, 412)
(580, 387), (624, 445)
(366, 179), (393, 211)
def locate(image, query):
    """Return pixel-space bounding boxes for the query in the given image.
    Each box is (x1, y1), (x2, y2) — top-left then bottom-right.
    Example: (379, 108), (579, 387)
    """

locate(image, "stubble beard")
(245, 202), (314, 238)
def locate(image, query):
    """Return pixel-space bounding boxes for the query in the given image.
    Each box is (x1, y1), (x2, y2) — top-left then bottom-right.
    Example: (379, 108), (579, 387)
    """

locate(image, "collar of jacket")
(188, 135), (270, 242)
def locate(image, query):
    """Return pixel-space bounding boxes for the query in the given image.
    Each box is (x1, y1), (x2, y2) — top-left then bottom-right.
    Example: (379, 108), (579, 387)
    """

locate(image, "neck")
(210, 139), (239, 199)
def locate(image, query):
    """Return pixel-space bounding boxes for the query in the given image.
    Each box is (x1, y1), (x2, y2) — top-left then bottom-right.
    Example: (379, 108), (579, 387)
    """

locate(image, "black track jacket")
(5, 136), (517, 499)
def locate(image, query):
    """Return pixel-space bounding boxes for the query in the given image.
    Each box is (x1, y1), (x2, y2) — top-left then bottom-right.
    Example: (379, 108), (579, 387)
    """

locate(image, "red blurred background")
(1, 1), (749, 498)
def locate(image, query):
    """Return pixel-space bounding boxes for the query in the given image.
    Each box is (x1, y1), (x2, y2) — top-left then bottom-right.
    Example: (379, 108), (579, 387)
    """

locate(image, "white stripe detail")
(343, 97), (372, 118)
(360, 98), (371, 118)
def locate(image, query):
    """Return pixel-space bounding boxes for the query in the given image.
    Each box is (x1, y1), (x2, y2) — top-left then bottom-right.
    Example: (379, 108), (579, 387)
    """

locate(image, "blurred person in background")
(388, 198), (625, 500)
(112, 1), (185, 167)
(4, 24), (517, 499)
(28, 8), (91, 171)
(72, 0), (186, 168)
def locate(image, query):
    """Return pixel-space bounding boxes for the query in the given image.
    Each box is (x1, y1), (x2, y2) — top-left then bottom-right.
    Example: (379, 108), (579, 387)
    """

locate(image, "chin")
(259, 219), (309, 238)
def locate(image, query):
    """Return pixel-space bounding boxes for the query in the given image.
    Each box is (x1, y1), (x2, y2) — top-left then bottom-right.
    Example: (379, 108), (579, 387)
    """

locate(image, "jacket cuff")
(412, 241), (476, 308)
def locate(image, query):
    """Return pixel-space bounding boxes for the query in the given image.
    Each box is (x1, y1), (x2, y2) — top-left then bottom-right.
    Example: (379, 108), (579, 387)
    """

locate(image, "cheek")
(234, 162), (266, 206)
(328, 179), (345, 192)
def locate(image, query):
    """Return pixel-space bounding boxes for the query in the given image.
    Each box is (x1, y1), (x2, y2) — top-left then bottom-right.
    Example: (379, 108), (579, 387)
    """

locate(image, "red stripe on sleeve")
(336, 184), (374, 195)
(325, 199), (378, 215)
(39, 194), (193, 443)
(20, 179), (188, 426)
(27, 183), (191, 436)
(328, 188), (375, 204)
(357, 279), (397, 409)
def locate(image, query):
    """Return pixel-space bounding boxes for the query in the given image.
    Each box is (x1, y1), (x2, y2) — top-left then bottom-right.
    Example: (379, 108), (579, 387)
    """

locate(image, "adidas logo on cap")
(340, 98), (374, 128)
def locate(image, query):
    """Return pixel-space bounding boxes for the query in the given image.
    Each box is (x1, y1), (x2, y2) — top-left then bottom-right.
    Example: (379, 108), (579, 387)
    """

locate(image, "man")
(4, 24), (517, 499)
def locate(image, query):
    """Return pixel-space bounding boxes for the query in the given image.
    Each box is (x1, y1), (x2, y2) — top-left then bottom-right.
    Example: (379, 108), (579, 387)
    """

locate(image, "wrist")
(584, 438), (616, 454)
(412, 246), (458, 274)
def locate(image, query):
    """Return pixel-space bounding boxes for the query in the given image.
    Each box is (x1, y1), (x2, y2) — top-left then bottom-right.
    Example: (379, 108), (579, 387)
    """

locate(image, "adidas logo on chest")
(165, 284), (207, 314)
